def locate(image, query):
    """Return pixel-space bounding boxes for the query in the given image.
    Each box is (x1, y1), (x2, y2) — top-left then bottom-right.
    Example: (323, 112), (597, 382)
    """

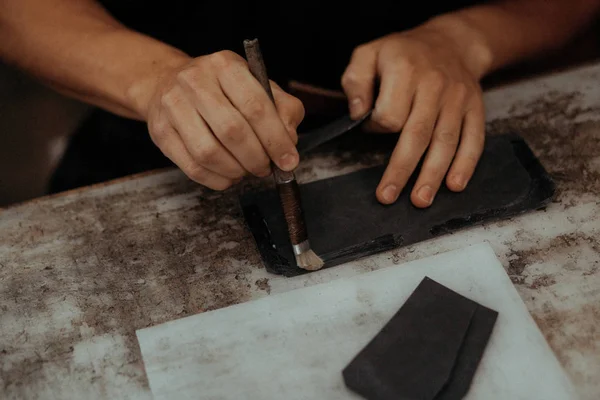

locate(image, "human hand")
(144, 51), (304, 190)
(341, 24), (487, 208)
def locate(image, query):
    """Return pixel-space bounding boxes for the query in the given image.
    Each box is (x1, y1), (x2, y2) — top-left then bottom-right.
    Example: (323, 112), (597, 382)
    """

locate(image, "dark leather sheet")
(239, 134), (554, 277)
(342, 277), (498, 400)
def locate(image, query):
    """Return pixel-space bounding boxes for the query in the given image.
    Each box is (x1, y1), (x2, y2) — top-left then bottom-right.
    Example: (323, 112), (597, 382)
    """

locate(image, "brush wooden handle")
(243, 39), (295, 184)
(243, 39), (275, 101)
(244, 38), (309, 248)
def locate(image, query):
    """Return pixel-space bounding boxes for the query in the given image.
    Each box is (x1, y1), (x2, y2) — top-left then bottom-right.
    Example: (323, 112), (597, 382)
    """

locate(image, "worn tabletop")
(1, 63), (600, 400)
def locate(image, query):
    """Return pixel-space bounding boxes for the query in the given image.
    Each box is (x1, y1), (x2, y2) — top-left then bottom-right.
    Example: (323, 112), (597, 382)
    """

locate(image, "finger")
(177, 71), (273, 177)
(271, 81), (305, 145)
(376, 77), (444, 204)
(161, 87), (246, 180)
(370, 60), (417, 133)
(410, 84), (468, 208)
(446, 93), (485, 192)
(217, 64), (300, 172)
(341, 45), (378, 119)
(149, 113), (235, 191)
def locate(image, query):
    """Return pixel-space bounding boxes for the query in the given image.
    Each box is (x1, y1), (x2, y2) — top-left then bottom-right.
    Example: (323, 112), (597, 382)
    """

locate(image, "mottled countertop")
(1, 63), (599, 400)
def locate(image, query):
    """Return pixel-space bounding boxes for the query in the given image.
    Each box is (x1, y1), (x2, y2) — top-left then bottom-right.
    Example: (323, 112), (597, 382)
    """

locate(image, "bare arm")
(341, 0), (600, 207)
(0, 0), (304, 190)
(0, 0), (189, 120)
(426, 0), (600, 79)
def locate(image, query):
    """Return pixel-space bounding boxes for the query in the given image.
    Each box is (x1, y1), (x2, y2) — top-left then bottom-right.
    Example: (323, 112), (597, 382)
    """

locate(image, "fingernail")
(453, 175), (466, 190)
(350, 98), (363, 118)
(381, 185), (398, 203)
(417, 185), (434, 205)
(279, 152), (299, 171)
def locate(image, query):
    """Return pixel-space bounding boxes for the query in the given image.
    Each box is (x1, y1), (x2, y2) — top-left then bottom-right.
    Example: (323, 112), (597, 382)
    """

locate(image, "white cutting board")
(136, 242), (577, 400)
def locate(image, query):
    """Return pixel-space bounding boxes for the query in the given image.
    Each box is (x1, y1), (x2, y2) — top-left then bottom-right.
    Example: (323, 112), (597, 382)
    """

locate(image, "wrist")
(423, 13), (494, 80)
(126, 50), (191, 120)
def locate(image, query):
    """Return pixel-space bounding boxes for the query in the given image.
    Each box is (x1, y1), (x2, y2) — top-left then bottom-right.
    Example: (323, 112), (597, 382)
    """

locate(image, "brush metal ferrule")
(292, 240), (311, 256)
(274, 168), (295, 184)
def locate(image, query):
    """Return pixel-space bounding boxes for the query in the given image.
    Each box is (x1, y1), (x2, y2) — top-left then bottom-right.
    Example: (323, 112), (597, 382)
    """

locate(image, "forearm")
(423, 0), (600, 79)
(0, 0), (191, 120)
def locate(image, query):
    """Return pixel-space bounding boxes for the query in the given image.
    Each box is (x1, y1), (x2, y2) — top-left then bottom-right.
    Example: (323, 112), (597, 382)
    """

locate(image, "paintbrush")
(243, 38), (324, 271)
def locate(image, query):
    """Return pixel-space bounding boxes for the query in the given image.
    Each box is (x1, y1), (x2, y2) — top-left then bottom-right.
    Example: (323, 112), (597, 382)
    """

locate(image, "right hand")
(144, 50), (305, 190)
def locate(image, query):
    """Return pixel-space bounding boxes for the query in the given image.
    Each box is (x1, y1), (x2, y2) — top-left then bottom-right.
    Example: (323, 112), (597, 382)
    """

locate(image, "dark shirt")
(97, 1), (482, 89)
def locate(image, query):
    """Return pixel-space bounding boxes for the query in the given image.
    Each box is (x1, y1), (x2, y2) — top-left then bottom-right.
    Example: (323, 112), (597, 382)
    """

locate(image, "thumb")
(341, 44), (378, 120)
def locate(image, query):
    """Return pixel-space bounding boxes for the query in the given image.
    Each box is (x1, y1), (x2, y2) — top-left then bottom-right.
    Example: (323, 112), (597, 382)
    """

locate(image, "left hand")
(341, 24), (487, 208)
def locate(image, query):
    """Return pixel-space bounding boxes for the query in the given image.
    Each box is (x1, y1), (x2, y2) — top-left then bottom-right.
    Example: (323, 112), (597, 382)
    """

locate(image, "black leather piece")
(342, 277), (498, 400)
(342, 277), (478, 400)
(239, 133), (555, 277)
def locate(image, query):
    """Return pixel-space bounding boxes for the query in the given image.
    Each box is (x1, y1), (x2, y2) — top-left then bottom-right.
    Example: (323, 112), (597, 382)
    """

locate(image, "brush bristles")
(295, 249), (325, 271)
